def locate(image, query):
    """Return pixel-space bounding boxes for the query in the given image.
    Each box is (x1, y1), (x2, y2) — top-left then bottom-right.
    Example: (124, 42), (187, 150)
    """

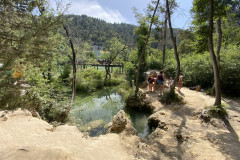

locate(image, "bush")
(118, 81), (135, 101)
(160, 89), (182, 104)
(124, 62), (136, 87)
(147, 48), (162, 69)
(181, 52), (213, 88)
(76, 69), (104, 92)
(205, 104), (228, 119)
(220, 46), (240, 96)
(60, 64), (71, 83)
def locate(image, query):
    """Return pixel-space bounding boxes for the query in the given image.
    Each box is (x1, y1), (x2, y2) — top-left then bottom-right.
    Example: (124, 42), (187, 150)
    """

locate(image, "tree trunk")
(135, 0), (160, 96)
(166, 0), (180, 90)
(209, 0), (221, 106)
(104, 44), (126, 82)
(162, 13), (168, 69)
(64, 25), (77, 110)
(216, 18), (222, 65)
(211, 17), (222, 90)
(105, 65), (111, 80)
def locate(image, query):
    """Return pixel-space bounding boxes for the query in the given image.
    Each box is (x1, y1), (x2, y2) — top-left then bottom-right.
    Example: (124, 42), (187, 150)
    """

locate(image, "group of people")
(147, 71), (183, 95)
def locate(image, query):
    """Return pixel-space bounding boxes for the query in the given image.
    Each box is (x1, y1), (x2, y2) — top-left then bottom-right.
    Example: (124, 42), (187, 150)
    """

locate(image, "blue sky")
(57, 0), (193, 29)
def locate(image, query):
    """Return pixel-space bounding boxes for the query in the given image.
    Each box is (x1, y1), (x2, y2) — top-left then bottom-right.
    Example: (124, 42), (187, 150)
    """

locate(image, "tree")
(100, 38), (127, 80)
(209, 0), (221, 106)
(178, 29), (196, 54)
(166, 0), (180, 90)
(135, 0), (160, 96)
(155, 0), (178, 69)
(0, 0), (66, 109)
(63, 25), (77, 110)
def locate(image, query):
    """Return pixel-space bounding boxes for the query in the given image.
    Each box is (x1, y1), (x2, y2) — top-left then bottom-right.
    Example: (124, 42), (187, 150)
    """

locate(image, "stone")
(1, 114), (8, 121)
(200, 109), (210, 122)
(107, 110), (137, 136)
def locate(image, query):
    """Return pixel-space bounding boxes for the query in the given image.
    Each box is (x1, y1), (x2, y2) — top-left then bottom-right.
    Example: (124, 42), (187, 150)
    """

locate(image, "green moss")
(205, 104), (228, 118)
(160, 90), (182, 104)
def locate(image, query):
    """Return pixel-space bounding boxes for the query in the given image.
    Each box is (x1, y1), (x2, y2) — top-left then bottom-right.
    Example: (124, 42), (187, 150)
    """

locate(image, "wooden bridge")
(77, 63), (124, 73)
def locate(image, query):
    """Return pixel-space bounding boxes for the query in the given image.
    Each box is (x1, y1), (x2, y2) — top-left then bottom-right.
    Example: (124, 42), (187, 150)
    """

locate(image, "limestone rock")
(200, 109), (210, 122)
(107, 110), (137, 136)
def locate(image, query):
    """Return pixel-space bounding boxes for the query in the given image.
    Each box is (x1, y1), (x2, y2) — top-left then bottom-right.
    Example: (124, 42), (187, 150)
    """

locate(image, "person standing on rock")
(177, 75), (183, 92)
(147, 74), (155, 92)
(157, 70), (165, 95)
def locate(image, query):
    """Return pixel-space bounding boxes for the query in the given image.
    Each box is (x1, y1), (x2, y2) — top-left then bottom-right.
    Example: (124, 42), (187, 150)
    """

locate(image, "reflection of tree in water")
(102, 98), (124, 116)
(124, 108), (151, 136)
(96, 87), (118, 99)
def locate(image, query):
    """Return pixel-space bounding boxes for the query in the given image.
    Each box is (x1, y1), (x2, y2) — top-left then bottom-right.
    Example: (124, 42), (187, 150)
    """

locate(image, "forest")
(0, 0), (240, 159)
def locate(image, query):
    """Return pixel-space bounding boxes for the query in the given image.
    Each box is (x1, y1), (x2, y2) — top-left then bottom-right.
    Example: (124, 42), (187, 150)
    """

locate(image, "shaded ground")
(136, 87), (240, 160)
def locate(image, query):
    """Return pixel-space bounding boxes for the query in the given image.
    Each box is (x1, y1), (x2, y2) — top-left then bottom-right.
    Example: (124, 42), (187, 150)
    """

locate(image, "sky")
(54, 0), (193, 29)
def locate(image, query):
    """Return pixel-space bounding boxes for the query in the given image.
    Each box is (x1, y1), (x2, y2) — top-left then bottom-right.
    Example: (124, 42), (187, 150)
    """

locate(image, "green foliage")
(0, 0), (72, 124)
(65, 15), (136, 46)
(220, 46), (240, 96)
(162, 50), (177, 78)
(178, 29), (196, 54)
(147, 48), (162, 69)
(134, 21), (149, 82)
(76, 69), (104, 92)
(60, 64), (71, 83)
(160, 89), (182, 104)
(118, 81), (135, 101)
(205, 104), (228, 118)
(181, 52), (213, 88)
(124, 62), (136, 87)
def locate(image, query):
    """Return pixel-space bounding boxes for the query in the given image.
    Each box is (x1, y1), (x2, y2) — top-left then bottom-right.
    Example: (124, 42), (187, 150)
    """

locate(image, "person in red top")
(147, 74), (155, 92)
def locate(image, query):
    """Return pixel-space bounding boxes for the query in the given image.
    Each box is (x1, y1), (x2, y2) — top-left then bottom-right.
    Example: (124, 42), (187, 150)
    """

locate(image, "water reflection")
(124, 107), (151, 138)
(72, 87), (151, 137)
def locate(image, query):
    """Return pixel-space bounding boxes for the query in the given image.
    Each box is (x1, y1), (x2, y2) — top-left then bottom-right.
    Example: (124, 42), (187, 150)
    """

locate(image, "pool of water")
(71, 87), (151, 138)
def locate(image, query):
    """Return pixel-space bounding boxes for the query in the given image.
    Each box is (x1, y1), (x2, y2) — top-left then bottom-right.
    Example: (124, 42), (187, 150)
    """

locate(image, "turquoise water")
(71, 87), (150, 137)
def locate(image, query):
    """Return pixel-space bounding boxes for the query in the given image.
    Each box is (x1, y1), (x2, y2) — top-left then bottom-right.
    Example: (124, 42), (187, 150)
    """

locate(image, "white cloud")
(66, 0), (128, 24)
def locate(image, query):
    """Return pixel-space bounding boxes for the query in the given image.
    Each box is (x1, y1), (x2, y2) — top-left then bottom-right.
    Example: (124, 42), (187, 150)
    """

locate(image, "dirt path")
(141, 87), (240, 160)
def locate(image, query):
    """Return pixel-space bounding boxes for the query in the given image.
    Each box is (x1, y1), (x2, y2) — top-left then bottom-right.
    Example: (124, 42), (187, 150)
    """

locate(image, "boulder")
(126, 91), (153, 113)
(107, 110), (137, 136)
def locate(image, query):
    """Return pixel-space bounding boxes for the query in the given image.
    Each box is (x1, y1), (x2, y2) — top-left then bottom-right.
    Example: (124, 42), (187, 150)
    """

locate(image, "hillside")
(65, 15), (136, 46)
(64, 14), (182, 48)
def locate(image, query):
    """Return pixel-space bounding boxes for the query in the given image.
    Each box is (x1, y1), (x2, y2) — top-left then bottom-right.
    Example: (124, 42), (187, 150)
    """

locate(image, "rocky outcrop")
(126, 90), (154, 113)
(0, 108), (135, 160)
(107, 110), (137, 136)
(148, 111), (169, 131)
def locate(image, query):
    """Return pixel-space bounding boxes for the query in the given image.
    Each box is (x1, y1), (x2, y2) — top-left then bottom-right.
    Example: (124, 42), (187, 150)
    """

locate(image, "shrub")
(220, 46), (240, 96)
(60, 64), (71, 83)
(181, 52), (213, 88)
(124, 62), (136, 87)
(205, 104), (228, 119)
(160, 89), (182, 104)
(118, 81), (135, 101)
(76, 69), (104, 92)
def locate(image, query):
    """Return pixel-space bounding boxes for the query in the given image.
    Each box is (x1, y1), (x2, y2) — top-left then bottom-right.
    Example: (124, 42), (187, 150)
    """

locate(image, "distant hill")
(65, 15), (136, 46)
(64, 14), (183, 49)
